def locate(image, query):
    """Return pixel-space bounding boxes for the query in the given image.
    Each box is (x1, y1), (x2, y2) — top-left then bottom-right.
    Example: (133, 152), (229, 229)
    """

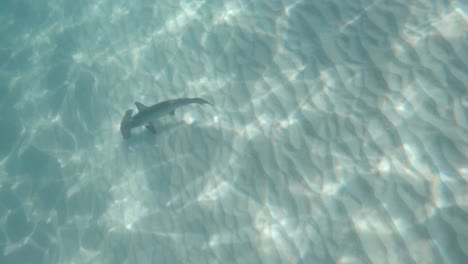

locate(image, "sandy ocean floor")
(0, 0), (467, 263)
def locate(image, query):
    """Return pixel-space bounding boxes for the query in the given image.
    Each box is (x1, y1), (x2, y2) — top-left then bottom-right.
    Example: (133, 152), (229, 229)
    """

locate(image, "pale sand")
(0, 0), (467, 263)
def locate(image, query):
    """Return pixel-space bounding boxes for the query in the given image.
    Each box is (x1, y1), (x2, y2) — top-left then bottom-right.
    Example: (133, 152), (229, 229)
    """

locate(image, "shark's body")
(120, 98), (210, 139)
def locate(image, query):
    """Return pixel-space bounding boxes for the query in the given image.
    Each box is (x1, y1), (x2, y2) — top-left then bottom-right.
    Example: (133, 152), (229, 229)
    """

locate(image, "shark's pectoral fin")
(170, 110), (175, 116)
(135, 101), (149, 112)
(144, 123), (156, 134)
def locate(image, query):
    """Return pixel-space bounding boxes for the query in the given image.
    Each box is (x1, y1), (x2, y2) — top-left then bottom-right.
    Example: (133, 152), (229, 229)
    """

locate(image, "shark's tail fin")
(192, 98), (212, 107)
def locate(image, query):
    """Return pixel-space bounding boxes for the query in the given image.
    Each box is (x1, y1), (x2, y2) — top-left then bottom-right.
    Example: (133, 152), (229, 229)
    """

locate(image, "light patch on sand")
(214, 2), (243, 25)
(130, 46), (145, 69)
(430, 176), (453, 209)
(354, 208), (392, 235)
(110, 6), (129, 24)
(431, 6), (468, 39)
(397, 144), (440, 183)
(197, 180), (231, 202)
(50, 114), (61, 123)
(105, 197), (149, 231)
(252, 205), (310, 262)
(282, 64), (308, 82)
(98, 170), (152, 231)
(284, 0), (304, 16)
(254, 209), (289, 257)
(402, 145), (420, 170)
(244, 122), (262, 139)
(340, 0), (381, 33)
(159, 1), (206, 35)
(461, 95), (468, 108)
(395, 99), (412, 114)
(72, 52), (88, 65)
(182, 113), (195, 124)
(212, 114), (220, 124)
(338, 256), (363, 264)
(318, 68), (337, 87)
(279, 114), (298, 128)
(205, 230), (245, 249)
(257, 113), (273, 127)
(321, 180), (344, 196)
(459, 167), (468, 181)
(377, 157), (391, 173)
(402, 2), (467, 46)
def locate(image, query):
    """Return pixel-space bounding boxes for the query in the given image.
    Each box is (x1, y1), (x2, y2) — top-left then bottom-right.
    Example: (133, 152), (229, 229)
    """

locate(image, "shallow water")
(0, 0), (467, 263)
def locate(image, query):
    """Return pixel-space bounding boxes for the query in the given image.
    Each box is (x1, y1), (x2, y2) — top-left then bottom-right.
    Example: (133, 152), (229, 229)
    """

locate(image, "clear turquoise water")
(1, 0), (467, 263)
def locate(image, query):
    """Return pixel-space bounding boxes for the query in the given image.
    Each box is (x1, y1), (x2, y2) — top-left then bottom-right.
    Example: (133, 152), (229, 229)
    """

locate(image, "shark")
(120, 98), (211, 139)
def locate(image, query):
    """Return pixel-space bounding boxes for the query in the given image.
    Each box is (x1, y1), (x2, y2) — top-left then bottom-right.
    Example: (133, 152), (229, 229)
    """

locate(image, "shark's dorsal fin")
(135, 102), (149, 112)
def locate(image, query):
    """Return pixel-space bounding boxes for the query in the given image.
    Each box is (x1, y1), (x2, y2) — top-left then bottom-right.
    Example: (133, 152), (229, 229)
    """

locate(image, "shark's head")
(120, 109), (134, 139)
